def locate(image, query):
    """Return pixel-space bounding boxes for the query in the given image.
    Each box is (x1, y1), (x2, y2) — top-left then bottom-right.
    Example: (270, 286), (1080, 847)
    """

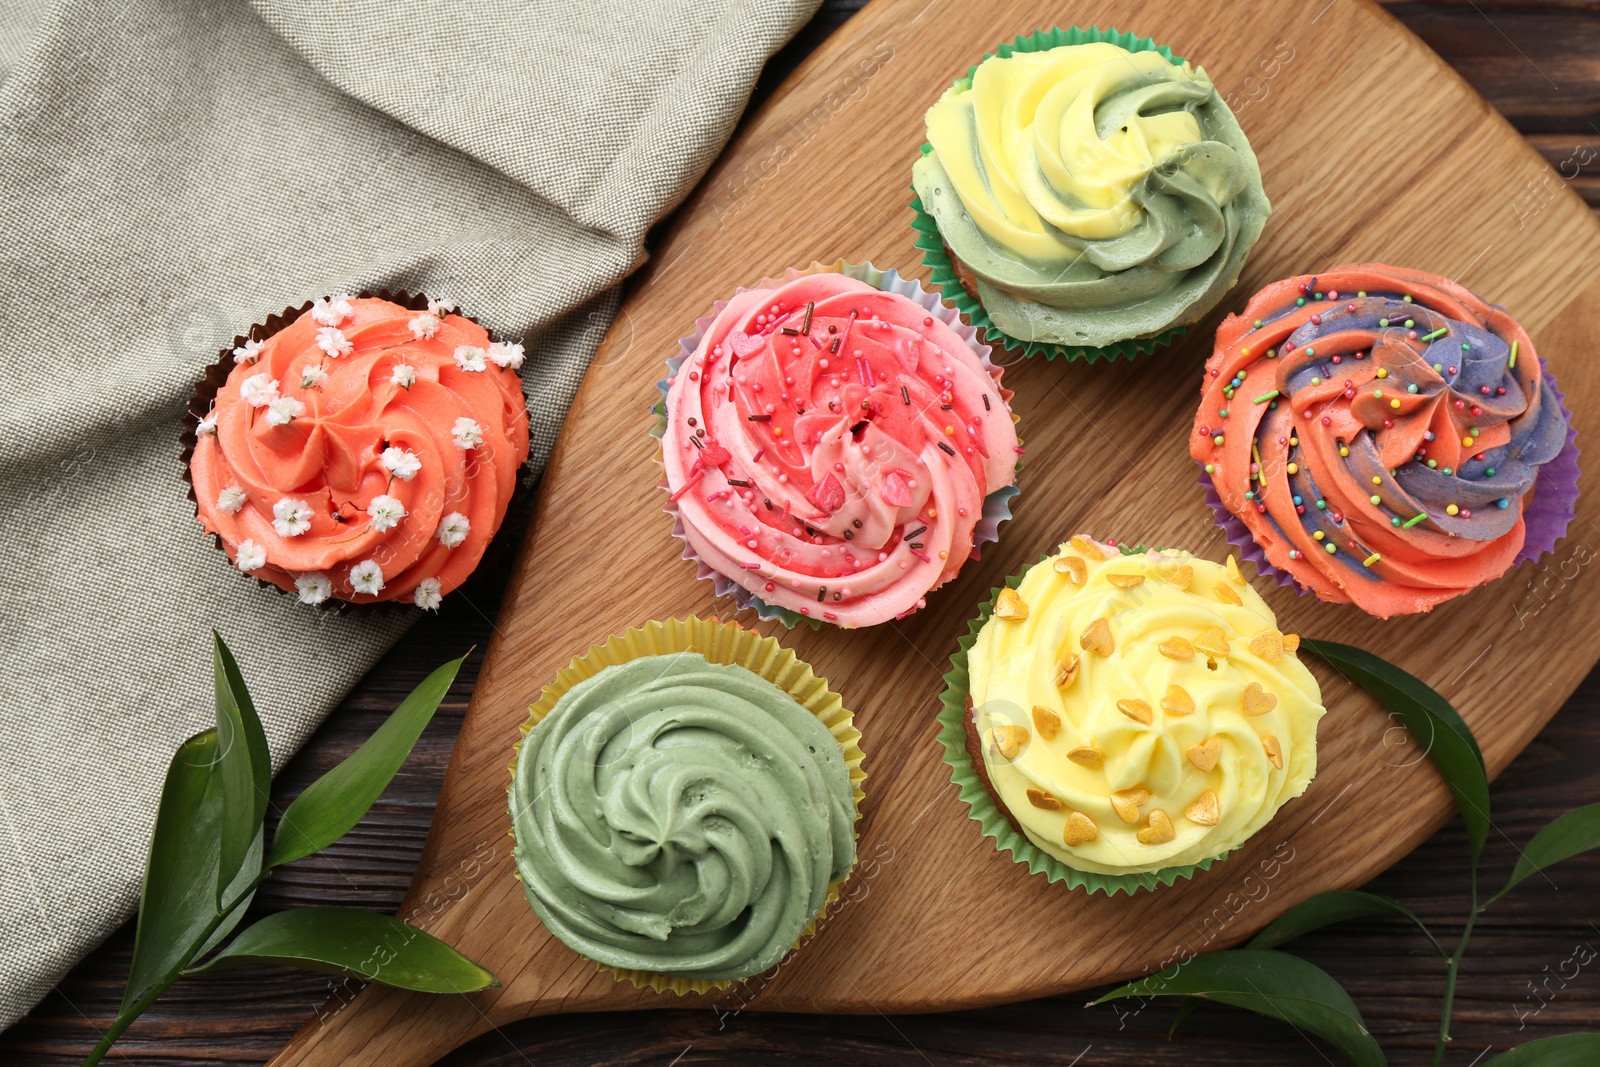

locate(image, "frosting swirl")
(1192, 264), (1571, 617)
(968, 539), (1322, 874)
(190, 296), (529, 607)
(662, 272), (1018, 627)
(911, 41), (1270, 347)
(510, 653), (856, 981)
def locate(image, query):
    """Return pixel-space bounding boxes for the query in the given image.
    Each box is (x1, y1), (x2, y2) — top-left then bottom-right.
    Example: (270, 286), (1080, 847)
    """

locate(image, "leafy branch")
(1094, 638), (1600, 1066)
(84, 634), (498, 1066)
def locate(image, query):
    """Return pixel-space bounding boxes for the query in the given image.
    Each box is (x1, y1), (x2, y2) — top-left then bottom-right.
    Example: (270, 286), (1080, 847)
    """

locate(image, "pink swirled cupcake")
(659, 263), (1021, 627)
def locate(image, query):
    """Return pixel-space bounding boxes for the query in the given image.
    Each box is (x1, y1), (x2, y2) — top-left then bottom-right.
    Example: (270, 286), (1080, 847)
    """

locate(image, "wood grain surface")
(8, 1), (1600, 1065)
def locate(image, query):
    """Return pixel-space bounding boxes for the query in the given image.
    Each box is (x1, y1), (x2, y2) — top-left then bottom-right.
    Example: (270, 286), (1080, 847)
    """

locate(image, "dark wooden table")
(8, 2), (1600, 1064)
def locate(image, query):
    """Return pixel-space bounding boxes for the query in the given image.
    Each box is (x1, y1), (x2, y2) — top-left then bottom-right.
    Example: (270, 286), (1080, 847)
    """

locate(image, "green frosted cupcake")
(910, 27), (1272, 360)
(510, 617), (864, 993)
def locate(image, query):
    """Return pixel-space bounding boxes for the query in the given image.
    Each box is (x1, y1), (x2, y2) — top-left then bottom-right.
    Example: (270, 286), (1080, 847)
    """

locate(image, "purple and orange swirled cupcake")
(1192, 264), (1577, 617)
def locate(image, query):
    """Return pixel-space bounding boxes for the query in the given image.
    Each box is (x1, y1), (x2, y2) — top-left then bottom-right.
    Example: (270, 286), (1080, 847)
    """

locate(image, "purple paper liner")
(651, 260), (1021, 629)
(1197, 366), (1580, 600)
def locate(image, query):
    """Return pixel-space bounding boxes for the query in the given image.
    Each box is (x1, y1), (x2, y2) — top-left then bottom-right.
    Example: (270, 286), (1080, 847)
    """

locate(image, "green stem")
(81, 874), (265, 1067)
(1432, 867), (1479, 1067)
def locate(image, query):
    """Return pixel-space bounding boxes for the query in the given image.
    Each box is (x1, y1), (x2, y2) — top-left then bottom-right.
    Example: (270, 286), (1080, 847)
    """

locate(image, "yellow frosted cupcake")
(940, 537), (1323, 891)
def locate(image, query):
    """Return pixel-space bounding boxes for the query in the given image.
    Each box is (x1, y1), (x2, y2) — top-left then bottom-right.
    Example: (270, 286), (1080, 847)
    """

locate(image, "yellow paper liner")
(508, 616), (866, 995)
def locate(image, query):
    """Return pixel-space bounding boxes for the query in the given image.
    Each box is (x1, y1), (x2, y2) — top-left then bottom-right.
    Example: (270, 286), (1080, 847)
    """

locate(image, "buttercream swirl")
(1192, 263), (1571, 617)
(190, 297), (529, 606)
(968, 539), (1322, 874)
(662, 272), (1018, 626)
(911, 41), (1271, 347)
(510, 653), (856, 981)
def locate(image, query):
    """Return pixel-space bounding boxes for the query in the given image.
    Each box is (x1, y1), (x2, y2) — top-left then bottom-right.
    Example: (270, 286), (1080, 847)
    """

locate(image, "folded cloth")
(0, 0), (818, 1029)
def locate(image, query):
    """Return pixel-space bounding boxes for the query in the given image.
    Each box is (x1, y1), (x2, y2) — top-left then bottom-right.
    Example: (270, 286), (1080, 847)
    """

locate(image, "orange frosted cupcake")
(185, 293), (529, 609)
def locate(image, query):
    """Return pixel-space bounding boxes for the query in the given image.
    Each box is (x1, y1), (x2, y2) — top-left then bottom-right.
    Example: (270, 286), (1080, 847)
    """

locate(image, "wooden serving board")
(271, 0), (1600, 1062)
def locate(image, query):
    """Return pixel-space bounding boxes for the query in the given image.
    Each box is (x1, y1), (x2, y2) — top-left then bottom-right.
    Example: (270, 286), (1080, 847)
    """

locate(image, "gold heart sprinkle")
(1187, 737), (1222, 772)
(1213, 582), (1242, 606)
(1031, 705), (1061, 741)
(993, 587), (1028, 621)
(1161, 684), (1195, 716)
(990, 724), (1029, 759)
(1243, 682), (1278, 717)
(1027, 787), (1065, 811)
(1185, 790), (1221, 826)
(1110, 787), (1150, 824)
(1080, 618), (1114, 657)
(1194, 626), (1230, 658)
(1117, 698), (1153, 725)
(1137, 809), (1176, 845)
(1159, 636), (1195, 661)
(1107, 573), (1145, 589)
(1067, 744), (1103, 769)
(1063, 811), (1099, 846)
(1249, 629), (1285, 662)
(1282, 633), (1301, 653)
(1158, 562), (1194, 588)
(1226, 555), (1246, 586)
(1054, 555), (1087, 584)
(1054, 655), (1080, 688)
(1262, 734), (1284, 769)
(1069, 535), (1100, 557)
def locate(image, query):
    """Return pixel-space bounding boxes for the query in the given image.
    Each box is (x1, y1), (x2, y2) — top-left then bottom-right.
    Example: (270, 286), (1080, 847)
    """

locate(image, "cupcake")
(509, 618), (865, 992)
(1193, 263), (1578, 618)
(910, 27), (1271, 360)
(941, 537), (1323, 892)
(659, 262), (1019, 628)
(185, 293), (529, 609)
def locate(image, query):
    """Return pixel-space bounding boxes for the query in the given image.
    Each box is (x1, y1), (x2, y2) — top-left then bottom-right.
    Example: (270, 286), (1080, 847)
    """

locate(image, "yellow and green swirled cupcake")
(938, 537), (1323, 893)
(911, 28), (1272, 360)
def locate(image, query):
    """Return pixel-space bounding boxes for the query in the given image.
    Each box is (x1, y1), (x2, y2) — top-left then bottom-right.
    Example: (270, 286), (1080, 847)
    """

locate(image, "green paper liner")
(935, 548), (1230, 896)
(910, 26), (1196, 363)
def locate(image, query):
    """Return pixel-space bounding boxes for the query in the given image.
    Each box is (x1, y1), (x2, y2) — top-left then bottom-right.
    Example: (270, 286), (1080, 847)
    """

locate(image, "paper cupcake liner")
(1198, 366), (1581, 596)
(509, 616), (867, 995)
(653, 259), (1021, 629)
(180, 290), (533, 614)
(909, 26), (1191, 363)
(935, 559), (1228, 896)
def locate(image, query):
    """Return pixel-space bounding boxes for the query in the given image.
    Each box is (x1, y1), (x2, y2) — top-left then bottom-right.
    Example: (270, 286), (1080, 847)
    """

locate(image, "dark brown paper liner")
(180, 290), (532, 614)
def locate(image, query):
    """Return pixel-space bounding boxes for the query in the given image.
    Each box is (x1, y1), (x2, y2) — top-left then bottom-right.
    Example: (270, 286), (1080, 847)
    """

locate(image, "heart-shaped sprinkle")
(1187, 737), (1222, 772)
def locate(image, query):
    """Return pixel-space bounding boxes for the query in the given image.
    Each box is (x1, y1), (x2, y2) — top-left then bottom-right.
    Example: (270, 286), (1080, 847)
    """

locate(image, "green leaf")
(267, 653), (467, 868)
(122, 731), (226, 1012)
(194, 826), (262, 958)
(1250, 890), (1446, 959)
(213, 632), (272, 896)
(1483, 1034), (1600, 1064)
(1302, 639), (1489, 862)
(1094, 949), (1384, 1067)
(1487, 802), (1600, 908)
(185, 907), (500, 993)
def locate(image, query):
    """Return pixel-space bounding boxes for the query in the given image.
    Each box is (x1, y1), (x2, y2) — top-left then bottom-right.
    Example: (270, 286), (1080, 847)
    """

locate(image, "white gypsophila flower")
(380, 446), (421, 480)
(217, 485), (247, 514)
(426, 296), (457, 317)
(408, 313), (440, 340)
(391, 363), (416, 389)
(451, 417), (482, 450)
(413, 577), (442, 611)
(453, 345), (487, 372)
(264, 396), (306, 427)
(235, 539), (266, 572)
(196, 414), (217, 437)
(239, 373), (279, 408)
(295, 571), (332, 605)
(436, 512), (470, 547)
(315, 327), (353, 357)
(310, 294), (353, 326)
(272, 497), (312, 537)
(232, 338), (263, 364)
(366, 494), (407, 532)
(486, 341), (525, 370)
(349, 558), (384, 596)
(300, 364), (328, 389)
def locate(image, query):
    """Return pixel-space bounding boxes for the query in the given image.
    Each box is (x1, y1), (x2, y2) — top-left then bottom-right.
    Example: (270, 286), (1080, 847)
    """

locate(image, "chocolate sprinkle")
(910, 542), (923, 549)
(906, 525), (926, 539)
(801, 301), (814, 334)
(940, 404), (953, 410)
(902, 385), (911, 405)
(690, 436), (703, 449)
(829, 337), (840, 353)
(983, 394), (990, 410)
(727, 478), (751, 487)
(817, 586), (826, 602)
(747, 414), (771, 421)
(937, 441), (956, 455)
(779, 327), (799, 335)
